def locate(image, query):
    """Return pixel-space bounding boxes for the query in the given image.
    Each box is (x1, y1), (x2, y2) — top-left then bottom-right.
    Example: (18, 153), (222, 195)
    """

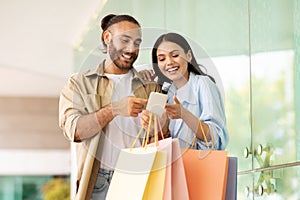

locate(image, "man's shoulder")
(70, 65), (101, 80)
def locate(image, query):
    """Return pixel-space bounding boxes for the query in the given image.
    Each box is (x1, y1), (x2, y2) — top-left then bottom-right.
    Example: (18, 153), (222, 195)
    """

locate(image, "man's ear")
(103, 30), (111, 44)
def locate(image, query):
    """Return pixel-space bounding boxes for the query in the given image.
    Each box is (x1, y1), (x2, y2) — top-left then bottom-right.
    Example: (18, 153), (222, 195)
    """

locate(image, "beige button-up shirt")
(59, 60), (167, 199)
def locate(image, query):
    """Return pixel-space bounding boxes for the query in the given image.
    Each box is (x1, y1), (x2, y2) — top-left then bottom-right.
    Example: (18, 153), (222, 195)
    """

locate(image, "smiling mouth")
(166, 67), (179, 73)
(121, 53), (133, 61)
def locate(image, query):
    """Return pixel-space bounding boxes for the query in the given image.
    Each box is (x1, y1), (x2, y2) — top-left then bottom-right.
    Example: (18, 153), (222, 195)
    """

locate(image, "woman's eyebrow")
(157, 49), (180, 56)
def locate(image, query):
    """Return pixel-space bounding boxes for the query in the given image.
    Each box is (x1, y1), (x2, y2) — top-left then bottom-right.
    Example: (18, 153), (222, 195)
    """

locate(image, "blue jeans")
(91, 168), (114, 200)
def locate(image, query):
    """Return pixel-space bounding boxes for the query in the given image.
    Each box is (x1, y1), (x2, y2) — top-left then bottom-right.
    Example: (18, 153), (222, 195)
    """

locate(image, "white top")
(100, 71), (142, 170)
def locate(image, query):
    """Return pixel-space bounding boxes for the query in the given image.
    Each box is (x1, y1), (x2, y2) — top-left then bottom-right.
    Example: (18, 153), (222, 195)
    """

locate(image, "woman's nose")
(166, 56), (174, 65)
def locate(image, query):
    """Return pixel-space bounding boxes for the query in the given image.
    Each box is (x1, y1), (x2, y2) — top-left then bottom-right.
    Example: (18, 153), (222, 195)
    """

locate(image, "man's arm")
(74, 104), (114, 142)
(74, 96), (148, 142)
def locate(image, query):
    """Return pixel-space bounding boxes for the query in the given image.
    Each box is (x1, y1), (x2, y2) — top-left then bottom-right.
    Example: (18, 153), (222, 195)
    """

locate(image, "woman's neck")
(174, 72), (189, 89)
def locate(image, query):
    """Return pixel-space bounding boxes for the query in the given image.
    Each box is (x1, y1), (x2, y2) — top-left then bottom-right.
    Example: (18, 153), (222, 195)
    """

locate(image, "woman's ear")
(187, 50), (192, 63)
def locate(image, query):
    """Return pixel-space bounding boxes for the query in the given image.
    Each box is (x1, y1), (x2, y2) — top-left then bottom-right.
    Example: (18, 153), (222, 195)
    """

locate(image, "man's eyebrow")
(119, 34), (142, 42)
(119, 34), (131, 38)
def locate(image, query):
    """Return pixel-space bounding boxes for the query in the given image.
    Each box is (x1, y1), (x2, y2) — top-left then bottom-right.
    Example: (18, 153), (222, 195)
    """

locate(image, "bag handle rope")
(130, 112), (164, 150)
(188, 120), (215, 150)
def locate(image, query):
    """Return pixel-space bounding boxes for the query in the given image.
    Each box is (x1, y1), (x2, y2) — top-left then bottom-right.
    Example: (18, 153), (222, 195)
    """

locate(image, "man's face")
(107, 21), (142, 71)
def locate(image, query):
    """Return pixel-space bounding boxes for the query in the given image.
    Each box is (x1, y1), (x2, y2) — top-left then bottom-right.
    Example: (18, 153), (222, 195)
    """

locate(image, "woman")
(141, 32), (229, 150)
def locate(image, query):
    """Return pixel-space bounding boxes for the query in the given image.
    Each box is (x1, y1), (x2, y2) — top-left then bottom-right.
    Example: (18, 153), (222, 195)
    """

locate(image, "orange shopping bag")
(182, 121), (229, 200)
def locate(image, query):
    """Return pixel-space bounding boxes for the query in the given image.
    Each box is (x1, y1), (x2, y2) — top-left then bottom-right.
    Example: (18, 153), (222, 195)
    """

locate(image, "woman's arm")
(165, 96), (211, 142)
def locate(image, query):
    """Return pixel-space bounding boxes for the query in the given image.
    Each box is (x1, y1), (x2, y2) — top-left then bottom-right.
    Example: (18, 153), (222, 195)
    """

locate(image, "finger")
(146, 69), (155, 81)
(131, 113), (139, 117)
(132, 103), (144, 110)
(141, 114), (149, 123)
(131, 107), (144, 114)
(140, 115), (149, 126)
(165, 103), (173, 108)
(133, 98), (148, 105)
(142, 73), (147, 81)
(173, 96), (180, 104)
(128, 97), (147, 107)
(165, 103), (176, 110)
(128, 108), (141, 116)
(166, 111), (175, 119)
(142, 109), (150, 117)
(150, 69), (155, 76)
(145, 71), (152, 81)
(165, 104), (171, 109)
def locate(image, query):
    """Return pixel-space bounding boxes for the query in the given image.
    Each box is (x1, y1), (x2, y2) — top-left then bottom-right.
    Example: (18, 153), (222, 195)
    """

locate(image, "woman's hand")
(140, 109), (168, 137)
(140, 109), (151, 127)
(138, 69), (156, 81)
(165, 96), (185, 119)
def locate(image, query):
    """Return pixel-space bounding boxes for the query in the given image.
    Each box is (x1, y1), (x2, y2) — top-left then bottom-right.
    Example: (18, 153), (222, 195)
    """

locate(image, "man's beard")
(108, 40), (138, 71)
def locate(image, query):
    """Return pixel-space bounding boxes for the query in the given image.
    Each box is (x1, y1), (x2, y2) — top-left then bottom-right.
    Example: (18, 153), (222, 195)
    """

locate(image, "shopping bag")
(171, 138), (190, 200)
(225, 157), (238, 200)
(147, 114), (189, 200)
(139, 110), (189, 199)
(148, 137), (172, 199)
(106, 113), (167, 200)
(182, 121), (229, 200)
(182, 149), (228, 200)
(106, 147), (167, 200)
(148, 137), (189, 200)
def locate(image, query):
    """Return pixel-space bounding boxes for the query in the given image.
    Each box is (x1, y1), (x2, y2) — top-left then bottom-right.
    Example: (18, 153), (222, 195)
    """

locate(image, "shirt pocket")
(82, 94), (102, 113)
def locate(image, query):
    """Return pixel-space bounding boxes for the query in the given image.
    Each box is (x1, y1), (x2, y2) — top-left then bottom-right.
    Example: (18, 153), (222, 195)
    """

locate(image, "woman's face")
(156, 41), (191, 87)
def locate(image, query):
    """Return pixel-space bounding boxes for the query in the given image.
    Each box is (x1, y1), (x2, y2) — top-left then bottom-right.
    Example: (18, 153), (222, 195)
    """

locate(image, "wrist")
(111, 102), (120, 117)
(96, 104), (115, 123)
(181, 107), (189, 120)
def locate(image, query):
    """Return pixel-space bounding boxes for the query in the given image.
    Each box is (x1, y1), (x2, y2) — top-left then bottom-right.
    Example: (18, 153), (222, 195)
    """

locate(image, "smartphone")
(146, 92), (168, 118)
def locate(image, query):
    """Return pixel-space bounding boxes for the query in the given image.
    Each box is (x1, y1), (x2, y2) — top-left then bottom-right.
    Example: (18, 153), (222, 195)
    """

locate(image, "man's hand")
(112, 96), (147, 117)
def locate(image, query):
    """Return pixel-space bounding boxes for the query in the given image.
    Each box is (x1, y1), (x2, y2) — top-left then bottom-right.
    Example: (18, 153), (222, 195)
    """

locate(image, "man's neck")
(104, 59), (131, 75)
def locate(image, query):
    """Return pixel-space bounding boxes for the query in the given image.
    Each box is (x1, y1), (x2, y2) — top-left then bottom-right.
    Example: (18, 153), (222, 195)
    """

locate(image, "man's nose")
(124, 42), (136, 52)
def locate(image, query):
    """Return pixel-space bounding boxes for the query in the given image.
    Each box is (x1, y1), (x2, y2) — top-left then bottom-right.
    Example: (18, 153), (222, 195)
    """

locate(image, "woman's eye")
(158, 57), (165, 62)
(172, 54), (179, 58)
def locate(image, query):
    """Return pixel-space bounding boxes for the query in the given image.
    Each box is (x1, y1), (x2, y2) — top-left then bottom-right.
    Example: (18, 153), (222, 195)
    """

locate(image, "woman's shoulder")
(192, 73), (215, 86)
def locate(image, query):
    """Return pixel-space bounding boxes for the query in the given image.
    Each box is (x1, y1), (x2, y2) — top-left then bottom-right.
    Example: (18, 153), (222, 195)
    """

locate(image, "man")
(59, 14), (164, 199)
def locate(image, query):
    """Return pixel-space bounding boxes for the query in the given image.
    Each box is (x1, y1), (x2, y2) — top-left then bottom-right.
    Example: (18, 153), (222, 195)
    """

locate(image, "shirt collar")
(84, 60), (145, 84)
(169, 72), (197, 105)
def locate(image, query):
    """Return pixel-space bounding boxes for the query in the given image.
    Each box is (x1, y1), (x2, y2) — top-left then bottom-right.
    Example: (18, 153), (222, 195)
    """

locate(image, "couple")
(59, 14), (229, 200)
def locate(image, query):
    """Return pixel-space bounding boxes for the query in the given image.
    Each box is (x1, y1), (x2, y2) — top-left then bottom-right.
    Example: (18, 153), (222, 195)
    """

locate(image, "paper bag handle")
(130, 112), (165, 150)
(189, 120), (215, 150)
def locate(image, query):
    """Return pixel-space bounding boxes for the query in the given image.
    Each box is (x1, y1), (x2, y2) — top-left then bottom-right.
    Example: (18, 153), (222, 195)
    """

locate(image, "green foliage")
(41, 178), (70, 200)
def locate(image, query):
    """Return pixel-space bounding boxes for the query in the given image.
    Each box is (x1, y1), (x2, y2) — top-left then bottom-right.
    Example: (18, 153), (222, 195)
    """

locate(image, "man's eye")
(121, 39), (129, 43)
(134, 41), (141, 47)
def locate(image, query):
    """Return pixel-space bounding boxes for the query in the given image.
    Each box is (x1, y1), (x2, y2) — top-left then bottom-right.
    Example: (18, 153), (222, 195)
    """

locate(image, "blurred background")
(0, 0), (299, 199)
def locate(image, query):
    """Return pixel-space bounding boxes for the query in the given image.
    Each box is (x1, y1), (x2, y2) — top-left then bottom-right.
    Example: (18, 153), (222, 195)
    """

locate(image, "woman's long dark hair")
(152, 32), (215, 86)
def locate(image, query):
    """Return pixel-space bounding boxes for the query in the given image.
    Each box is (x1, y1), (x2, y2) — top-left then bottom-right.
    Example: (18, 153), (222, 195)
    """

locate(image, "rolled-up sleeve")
(196, 77), (229, 150)
(59, 76), (84, 142)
